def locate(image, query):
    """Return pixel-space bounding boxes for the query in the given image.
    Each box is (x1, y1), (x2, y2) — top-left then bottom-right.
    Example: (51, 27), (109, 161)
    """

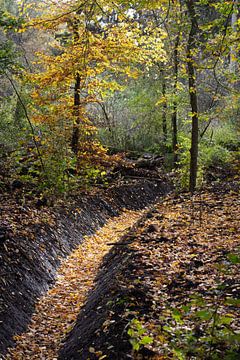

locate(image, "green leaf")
(225, 298), (240, 307)
(140, 336), (153, 345)
(172, 309), (183, 324)
(218, 315), (234, 325)
(224, 350), (240, 360)
(190, 296), (206, 306)
(138, 328), (145, 336)
(181, 305), (191, 313)
(127, 328), (135, 337)
(163, 325), (172, 332)
(195, 310), (212, 321)
(227, 253), (240, 264)
(130, 338), (140, 351)
(227, 333), (240, 343)
(173, 348), (186, 360)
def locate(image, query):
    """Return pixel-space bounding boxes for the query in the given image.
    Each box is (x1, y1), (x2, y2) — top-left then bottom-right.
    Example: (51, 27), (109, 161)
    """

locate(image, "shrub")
(200, 144), (233, 168)
(213, 124), (240, 151)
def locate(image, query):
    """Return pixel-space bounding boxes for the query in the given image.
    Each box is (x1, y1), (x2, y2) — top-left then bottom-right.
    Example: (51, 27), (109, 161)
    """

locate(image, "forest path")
(5, 208), (146, 360)
(59, 187), (240, 359)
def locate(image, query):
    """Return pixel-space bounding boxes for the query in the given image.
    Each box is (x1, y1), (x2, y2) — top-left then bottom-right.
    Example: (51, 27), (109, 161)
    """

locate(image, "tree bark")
(161, 70), (167, 145)
(230, 0), (237, 74)
(186, 0), (199, 193)
(71, 72), (81, 154)
(70, 7), (83, 155)
(172, 34), (180, 167)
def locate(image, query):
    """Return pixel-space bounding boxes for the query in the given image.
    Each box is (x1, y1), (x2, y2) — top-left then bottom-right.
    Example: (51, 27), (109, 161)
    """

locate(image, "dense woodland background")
(0, 0), (239, 195)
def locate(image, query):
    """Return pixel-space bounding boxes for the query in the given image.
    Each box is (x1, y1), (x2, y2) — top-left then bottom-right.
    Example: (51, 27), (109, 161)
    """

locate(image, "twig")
(25, 0), (89, 27)
(4, 71), (46, 174)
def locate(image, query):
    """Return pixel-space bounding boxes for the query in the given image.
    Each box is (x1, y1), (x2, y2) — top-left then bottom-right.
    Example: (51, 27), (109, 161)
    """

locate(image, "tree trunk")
(186, 0), (199, 193)
(172, 34), (180, 167)
(230, 0), (237, 74)
(70, 7), (83, 155)
(71, 72), (81, 154)
(161, 70), (167, 145)
(188, 58), (199, 193)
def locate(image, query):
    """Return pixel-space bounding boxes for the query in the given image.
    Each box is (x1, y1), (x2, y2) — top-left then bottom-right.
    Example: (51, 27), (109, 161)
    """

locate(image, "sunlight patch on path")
(6, 209), (143, 360)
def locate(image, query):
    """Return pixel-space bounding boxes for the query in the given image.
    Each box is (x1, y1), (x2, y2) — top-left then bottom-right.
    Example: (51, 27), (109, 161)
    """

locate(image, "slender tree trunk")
(161, 70), (167, 145)
(70, 8), (83, 155)
(186, 0), (199, 193)
(230, 0), (237, 74)
(188, 56), (198, 193)
(172, 34), (180, 167)
(71, 72), (81, 154)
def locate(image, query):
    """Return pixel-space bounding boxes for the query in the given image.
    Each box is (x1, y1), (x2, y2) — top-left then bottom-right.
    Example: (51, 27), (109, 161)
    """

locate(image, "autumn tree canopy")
(0, 0), (239, 193)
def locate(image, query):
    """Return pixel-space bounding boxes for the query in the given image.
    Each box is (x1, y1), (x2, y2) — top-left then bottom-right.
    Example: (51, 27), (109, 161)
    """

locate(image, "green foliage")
(0, 40), (17, 74)
(176, 121), (239, 190)
(201, 144), (233, 168)
(200, 123), (239, 175)
(0, 7), (23, 73)
(98, 71), (171, 154)
(213, 124), (240, 151)
(157, 249), (240, 360)
(227, 253), (240, 265)
(175, 133), (191, 189)
(0, 95), (27, 149)
(175, 133), (203, 190)
(159, 295), (240, 360)
(0, 9), (23, 28)
(127, 319), (153, 352)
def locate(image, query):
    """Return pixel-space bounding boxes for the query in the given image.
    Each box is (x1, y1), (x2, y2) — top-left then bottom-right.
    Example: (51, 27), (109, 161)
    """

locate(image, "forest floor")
(58, 178), (240, 360)
(0, 167), (170, 356)
(5, 209), (145, 359)
(1, 163), (240, 360)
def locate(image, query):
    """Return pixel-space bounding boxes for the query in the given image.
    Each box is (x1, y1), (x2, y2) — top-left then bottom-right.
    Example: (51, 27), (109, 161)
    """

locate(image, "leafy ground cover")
(60, 177), (240, 359)
(1, 166), (239, 360)
(4, 209), (147, 359)
(0, 176), (168, 355)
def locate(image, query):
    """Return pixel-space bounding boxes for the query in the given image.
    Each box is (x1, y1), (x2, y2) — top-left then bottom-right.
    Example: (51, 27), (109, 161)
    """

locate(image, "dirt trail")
(1, 179), (169, 355)
(5, 209), (145, 359)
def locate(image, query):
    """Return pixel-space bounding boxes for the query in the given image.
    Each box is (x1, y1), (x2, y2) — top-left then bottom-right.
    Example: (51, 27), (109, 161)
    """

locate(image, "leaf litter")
(58, 186), (240, 359)
(3, 182), (240, 359)
(4, 209), (144, 360)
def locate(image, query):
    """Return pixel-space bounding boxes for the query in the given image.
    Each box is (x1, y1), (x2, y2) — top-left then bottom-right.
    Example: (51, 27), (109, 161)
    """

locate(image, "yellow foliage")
(25, 0), (166, 177)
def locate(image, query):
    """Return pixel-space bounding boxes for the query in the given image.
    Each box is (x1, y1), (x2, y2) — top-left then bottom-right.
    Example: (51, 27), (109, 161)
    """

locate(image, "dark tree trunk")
(188, 59), (198, 193)
(186, 0), (199, 193)
(71, 73), (81, 155)
(161, 70), (167, 145)
(172, 34), (180, 167)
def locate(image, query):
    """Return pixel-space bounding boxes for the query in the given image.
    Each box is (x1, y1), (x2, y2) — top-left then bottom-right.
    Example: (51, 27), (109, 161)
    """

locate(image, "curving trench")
(0, 180), (171, 357)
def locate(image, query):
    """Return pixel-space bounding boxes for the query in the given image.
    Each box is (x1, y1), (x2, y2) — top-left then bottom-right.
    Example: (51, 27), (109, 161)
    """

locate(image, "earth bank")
(0, 177), (171, 355)
(59, 183), (240, 360)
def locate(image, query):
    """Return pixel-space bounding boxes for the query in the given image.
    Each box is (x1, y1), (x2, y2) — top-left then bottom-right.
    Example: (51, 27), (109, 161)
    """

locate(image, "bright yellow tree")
(26, 0), (166, 191)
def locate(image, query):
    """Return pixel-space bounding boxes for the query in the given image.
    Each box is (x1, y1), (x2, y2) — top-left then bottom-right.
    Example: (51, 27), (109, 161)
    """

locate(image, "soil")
(0, 176), (171, 356)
